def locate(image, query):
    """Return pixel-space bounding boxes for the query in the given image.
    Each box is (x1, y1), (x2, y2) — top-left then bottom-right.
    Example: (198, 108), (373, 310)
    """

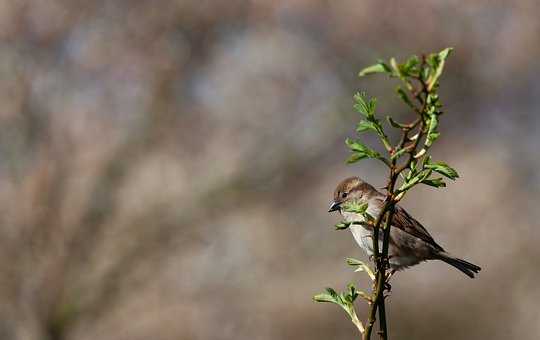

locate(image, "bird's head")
(328, 176), (377, 212)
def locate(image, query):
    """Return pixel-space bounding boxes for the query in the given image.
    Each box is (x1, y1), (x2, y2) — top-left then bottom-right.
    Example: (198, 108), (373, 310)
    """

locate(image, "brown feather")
(335, 177), (444, 251)
(386, 200), (444, 251)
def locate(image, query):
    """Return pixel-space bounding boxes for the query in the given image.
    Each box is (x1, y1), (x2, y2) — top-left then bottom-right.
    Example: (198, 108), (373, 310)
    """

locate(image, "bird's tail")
(436, 252), (481, 278)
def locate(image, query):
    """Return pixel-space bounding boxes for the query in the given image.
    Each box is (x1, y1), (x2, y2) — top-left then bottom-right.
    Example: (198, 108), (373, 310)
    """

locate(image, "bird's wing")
(390, 203), (444, 251)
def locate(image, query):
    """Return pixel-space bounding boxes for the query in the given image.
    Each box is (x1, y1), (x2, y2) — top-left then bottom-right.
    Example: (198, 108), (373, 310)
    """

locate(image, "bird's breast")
(341, 202), (384, 257)
(350, 224), (378, 256)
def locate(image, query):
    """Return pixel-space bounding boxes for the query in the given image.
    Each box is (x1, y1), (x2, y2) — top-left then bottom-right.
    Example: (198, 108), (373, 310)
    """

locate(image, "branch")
(365, 57), (433, 340)
(316, 47), (455, 340)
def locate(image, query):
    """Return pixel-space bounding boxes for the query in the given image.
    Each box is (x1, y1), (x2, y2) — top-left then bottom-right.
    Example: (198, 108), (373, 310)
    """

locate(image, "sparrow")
(328, 176), (481, 278)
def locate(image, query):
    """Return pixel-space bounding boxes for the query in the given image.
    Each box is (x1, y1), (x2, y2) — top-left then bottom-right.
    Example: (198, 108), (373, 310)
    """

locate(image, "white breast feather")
(341, 199), (423, 270)
(342, 200), (382, 256)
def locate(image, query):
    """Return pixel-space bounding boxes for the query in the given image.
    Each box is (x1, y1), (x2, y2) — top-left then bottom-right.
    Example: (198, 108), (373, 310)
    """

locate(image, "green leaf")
(426, 51), (439, 70)
(313, 283), (368, 332)
(410, 159), (418, 173)
(390, 57), (399, 75)
(340, 201), (375, 223)
(346, 258), (375, 281)
(398, 169), (432, 192)
(345, 138), (381, 163)
(426, 93), (442, 109)
(342, 201), (368, 214)
(314, 285), (367, 334)
(346, 257), (365, 266)
(396, 86), (414, 109)
(358, 61), (392, 76)
(421, 177), (446, 188)
(335, 221), (351, 230)
(363, 211), (375, 223)
(422, 155), (432, 167)
(326, 287), (339, 300)
(314, 287), (341, 304)
(424, 116), (439, 147)
(390, 146), (409, 161)
(389, 57), (414, 90)
(387, 116), (410, 129)
(346, 153), (366, 164)
(345, 284), (358, 303)
(356, 119), (385, 139)
(400, 55), (420, 77)
(424, 160), (459, 180)
(356, 120), (378, 133)
(426, 131), (440, 148)
(438, 47), (453, 62)
(428, 47), (453, 91)
(313, 292), (336, 303)
(352, 93), (390, 151)
(403, 169), (413, 182)
(353, 92), (376, 118)
(314, 287), (343, 306)
(345, 138), (366, 152)
(421, 65), (430, 81)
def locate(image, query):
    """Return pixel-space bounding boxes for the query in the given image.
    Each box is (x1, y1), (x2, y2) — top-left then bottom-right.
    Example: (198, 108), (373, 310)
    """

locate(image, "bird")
(328, 176), (481, 278)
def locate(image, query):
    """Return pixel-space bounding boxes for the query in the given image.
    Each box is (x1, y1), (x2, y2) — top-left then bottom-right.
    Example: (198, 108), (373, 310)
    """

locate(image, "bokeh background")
(1, 1), (539, 339)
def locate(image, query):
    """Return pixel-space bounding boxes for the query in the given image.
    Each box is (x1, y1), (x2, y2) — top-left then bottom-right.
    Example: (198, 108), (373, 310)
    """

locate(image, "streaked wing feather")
(391, 204), (444, 251)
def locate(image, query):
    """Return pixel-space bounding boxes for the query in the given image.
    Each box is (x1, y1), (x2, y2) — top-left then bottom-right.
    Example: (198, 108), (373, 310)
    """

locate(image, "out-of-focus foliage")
(0, 1), (539, 340)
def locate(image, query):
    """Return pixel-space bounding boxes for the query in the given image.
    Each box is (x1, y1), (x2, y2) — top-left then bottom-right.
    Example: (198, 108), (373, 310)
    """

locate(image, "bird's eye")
(341, 192), (348, 198)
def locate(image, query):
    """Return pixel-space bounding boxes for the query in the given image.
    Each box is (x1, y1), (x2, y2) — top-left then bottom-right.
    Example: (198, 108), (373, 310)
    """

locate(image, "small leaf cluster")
(334, 201), (374, 230)
(313, 284), (369, 332)
(345, 92), (391, 166)
(313, 258), (376, 332)
(358, 48), (452, 90)
(353, 93), (391, 150)
(358, 49), (453, 160)
(346, 257), (375, 281)
(313, 285), (361, 309)
(347, 48), (459, 199)
(334, 221), (352, 230)
(342, 201), (368, 214)
(398, 156), (459, 193)
(345, 137), (382, 164)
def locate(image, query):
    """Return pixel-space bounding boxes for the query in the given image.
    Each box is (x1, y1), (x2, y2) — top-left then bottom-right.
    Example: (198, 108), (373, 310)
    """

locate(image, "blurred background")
(1, 1), (539, 339)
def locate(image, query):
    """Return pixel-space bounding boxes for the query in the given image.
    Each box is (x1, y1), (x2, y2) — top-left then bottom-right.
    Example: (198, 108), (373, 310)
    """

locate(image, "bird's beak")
(328, 201), (341, 212)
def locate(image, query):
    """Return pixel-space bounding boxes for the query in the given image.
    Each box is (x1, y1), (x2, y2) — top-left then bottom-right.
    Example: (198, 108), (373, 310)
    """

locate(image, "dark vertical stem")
(363, 203), (395, 340)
